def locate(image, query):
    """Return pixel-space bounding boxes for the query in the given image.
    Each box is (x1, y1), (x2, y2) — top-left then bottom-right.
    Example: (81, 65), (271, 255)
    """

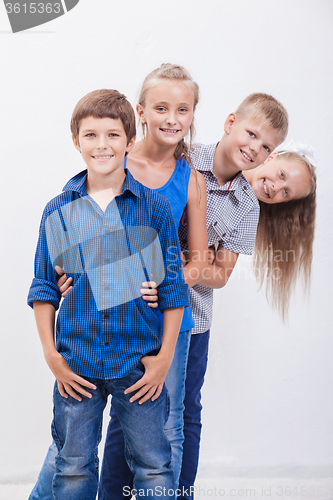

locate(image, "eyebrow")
(154, 101), (191, 107)
(80, 128), (123, 134)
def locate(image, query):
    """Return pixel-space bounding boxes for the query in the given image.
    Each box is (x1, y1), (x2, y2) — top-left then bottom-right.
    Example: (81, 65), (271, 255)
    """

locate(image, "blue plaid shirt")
(28, 169), (189, 380)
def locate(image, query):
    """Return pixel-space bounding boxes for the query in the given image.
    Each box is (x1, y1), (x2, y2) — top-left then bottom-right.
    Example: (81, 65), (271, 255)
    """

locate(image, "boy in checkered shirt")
(177, 93), (288, 499)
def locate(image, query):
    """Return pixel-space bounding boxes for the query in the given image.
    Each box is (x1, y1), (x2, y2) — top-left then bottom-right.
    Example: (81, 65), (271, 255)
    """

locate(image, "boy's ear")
(224, 113), (236, 134)
(136, 103), (146, 124)
(72, 135), (81, 152)
(126, 136), (136, 153)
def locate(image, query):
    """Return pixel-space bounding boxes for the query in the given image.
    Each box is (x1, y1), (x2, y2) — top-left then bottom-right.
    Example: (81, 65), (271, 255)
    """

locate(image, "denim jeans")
(98, 329), (191, 499)
(29, 363), (175, 500)
(29, 442), (58, 500)
(178, 330), (210, 500)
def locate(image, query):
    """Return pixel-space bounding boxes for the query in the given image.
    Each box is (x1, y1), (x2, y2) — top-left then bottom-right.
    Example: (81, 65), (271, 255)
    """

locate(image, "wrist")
(44, 346), (59, 363)
(156, 348), (174, 368)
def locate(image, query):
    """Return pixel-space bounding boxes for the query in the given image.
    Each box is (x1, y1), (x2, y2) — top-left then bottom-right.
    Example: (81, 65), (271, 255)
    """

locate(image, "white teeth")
(241, 151), (252, 161)
(161, 129), (178, 133)
(263, 180), (269, 196)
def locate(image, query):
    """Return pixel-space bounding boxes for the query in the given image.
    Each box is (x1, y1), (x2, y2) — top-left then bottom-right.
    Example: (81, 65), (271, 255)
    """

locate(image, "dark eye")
(248, 131), (255, 138)
(156, 107), (166, 112)
(86, 133), (95, 137)
(280, 171), (285, 179)
(284, 189), (288, 197)
(179, 107), (188, 113)
(263, 145), (270, 153)
(109, 133), (119, 137)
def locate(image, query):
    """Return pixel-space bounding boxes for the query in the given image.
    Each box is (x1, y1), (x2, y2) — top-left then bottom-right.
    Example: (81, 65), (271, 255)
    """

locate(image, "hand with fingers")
(124, 354), (171, 404)
(45, 350), (96, 402)
(55, 265), (159, 309)
(55, 265), (73, 298)
(140, 279), (158, 308)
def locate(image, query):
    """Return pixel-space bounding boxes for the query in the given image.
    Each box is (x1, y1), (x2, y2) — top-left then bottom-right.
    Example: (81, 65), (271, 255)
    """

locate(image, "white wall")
(0, 0), (332, 486)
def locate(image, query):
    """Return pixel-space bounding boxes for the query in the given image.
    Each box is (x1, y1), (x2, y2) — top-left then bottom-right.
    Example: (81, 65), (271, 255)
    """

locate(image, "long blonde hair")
(253, 152), (317, 321)
(138, 63), (199, 165)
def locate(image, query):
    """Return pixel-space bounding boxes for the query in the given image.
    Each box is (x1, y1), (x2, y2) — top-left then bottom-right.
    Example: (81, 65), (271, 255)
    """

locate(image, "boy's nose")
(249, 140), (261, 155)
(97, 137), (108, 148)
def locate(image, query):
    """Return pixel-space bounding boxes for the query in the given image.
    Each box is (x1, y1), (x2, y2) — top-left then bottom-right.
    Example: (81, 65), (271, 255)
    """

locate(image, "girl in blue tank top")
(30, 64), (207, 500)
(100, 64), (208, 495)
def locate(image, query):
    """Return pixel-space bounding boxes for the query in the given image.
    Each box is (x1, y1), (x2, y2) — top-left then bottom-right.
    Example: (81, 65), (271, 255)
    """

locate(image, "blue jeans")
(29, 442), (58, 500)
(29, 363), (175, 500)
(178, 330), (210, 500)
(99, 330), (191, 499)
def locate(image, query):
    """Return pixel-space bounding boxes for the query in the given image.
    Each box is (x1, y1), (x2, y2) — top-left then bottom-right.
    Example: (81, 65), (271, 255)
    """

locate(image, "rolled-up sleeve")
(27, 205), (61, 310)
(222, 204), (260, 256)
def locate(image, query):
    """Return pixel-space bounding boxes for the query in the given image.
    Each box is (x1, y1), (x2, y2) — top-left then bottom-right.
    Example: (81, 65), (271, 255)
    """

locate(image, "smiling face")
(250, 153), (312, 204)
(223, 113), (281, 172)
(73, 116), (135, 181)
(137, 80), (195, 148)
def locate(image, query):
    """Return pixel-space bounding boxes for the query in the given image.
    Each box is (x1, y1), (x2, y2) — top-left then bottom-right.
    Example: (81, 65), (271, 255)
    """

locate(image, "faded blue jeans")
(99, 329), (191, 499)
(29, 363), (175, 500)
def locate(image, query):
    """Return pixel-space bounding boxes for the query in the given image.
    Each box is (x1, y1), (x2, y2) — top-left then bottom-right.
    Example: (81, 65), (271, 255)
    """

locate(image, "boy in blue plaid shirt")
(28, 89), (189, 500)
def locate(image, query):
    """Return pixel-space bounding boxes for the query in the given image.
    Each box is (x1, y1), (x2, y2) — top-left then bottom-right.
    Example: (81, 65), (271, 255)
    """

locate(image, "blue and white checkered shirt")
(179, 143), (260, 334)
(28, 169), (189, 379)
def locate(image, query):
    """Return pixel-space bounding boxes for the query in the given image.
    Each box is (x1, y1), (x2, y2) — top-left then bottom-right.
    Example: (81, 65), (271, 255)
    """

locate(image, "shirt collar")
(191, 143), (252, 202)
(62, 161), (142, 199)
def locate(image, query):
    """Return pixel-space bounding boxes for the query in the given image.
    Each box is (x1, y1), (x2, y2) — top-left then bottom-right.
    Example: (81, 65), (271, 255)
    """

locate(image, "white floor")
(1, 477), (333, 500)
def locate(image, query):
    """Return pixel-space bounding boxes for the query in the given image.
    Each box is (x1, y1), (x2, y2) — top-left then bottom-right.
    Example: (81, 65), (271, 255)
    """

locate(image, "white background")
(0, 0), (332, 491)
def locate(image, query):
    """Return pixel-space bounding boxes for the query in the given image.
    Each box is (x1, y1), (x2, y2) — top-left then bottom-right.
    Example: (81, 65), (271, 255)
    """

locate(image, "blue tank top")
(125, 157), (194, 333)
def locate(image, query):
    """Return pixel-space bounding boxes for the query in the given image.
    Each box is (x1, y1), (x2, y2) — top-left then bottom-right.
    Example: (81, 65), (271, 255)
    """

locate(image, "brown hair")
(236, 93), (289, 145)
(70, 89), (136, 144)
(138, 63), (199, 164)
(253, 152), (317, 321)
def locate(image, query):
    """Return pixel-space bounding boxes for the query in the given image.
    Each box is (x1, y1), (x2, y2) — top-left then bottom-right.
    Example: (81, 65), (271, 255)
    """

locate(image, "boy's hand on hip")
(124, 354), (170, 404)
(45, 350), (96, 401)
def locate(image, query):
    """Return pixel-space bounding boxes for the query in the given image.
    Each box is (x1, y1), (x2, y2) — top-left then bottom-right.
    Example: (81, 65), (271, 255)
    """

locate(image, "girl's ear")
(263, 151), (279, 164)
(126, 136), (136, 153)
(136, 103), (146, 124)
(72, 135), (81, 152)
(224, 113), (236, 134)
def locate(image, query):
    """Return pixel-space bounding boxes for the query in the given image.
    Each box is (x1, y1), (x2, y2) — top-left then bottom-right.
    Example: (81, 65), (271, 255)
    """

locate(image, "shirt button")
(213, 222), (217, 227)
(105, 342), (110, 347)
(104, 314), (109, 319)
(105, 229), (111, 234)
(105, 286), (110, 291)
(244, 186), (247, 190)
(105, 258), (110, 264)
(222, 233), (226, 237)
